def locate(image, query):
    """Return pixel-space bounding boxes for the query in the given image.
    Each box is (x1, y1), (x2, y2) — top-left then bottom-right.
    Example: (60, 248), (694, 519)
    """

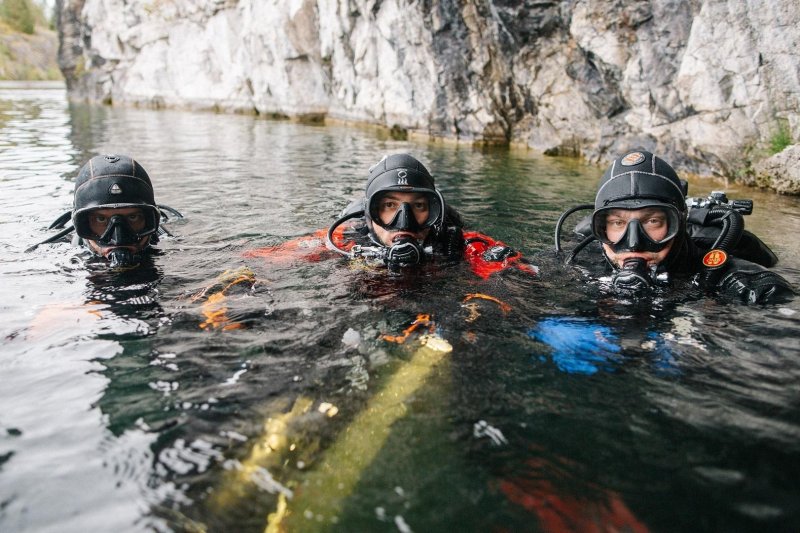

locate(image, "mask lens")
(75, 207), (158, 241)
(369, 192), (440, 230)
(592, 207), (679, 247)
(97, 215), (141, 246)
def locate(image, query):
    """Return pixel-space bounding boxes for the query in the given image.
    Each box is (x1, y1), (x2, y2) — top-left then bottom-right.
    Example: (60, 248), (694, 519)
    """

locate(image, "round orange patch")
(702, 249), (728, 268)
(621, 152), (646, 166)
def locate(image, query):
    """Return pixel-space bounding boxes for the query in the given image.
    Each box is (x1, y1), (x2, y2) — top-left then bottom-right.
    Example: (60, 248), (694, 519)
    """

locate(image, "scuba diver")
(31, 154), (182, 269)
(323, 153), (537, 277)
(244, 153), (535, 279)
(219, 154), (535, 335)
(325, 153), (463, 269)
(554, 150), (794, 304)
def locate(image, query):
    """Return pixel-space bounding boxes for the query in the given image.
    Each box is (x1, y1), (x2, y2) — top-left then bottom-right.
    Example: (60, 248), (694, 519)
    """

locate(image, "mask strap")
(25, 225), (75, 253)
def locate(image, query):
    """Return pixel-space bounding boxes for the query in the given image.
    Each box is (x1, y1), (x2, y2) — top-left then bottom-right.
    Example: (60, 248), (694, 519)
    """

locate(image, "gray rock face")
(56, 0), (800, 182)
(750, 144), (800, 195)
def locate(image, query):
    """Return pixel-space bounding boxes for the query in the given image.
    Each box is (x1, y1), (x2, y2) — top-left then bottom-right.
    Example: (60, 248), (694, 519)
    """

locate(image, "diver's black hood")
(72, 154), (160, 240)
(594, 150), (689, 271)
(74, 154), (156, 211)
(366, 153), (437, 199)
(364, 153), (445, 235)
(595, 150), (687, 213)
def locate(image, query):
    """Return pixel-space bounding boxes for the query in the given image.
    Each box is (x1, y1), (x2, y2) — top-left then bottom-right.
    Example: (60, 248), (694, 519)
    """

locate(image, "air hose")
(698, 206), (745, 286)
(326, 209), (389, 262)
(326, 210), (367, 258)
(553, 204), (595, 264)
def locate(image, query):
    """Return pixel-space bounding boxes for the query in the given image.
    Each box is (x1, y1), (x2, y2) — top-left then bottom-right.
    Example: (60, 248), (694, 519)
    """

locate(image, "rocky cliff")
(56, 0), (799, 183)
(0, 22), (61, 80)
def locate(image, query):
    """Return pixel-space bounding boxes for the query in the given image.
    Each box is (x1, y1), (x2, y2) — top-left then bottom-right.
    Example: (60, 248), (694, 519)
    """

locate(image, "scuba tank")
(685, 191), (777, 267)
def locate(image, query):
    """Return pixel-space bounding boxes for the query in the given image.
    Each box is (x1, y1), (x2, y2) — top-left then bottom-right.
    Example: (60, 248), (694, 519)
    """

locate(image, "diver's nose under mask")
(381, 202), (422, 232)
(96, 215), (141, 247)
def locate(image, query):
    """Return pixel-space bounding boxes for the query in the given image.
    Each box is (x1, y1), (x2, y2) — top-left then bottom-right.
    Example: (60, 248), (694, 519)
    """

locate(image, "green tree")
(1, 0), (37, 34)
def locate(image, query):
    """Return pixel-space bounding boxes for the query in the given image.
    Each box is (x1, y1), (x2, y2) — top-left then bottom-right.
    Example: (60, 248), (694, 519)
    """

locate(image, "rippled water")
(1, 82), (799, 533)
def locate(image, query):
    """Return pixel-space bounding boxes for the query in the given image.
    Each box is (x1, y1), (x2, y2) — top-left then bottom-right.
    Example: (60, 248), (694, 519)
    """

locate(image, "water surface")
(1, 82), (799, 533)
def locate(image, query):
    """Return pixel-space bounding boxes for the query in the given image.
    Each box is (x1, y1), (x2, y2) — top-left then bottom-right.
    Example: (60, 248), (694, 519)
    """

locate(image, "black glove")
(483, 245), (515, 262)
(718, 268), (794, 304)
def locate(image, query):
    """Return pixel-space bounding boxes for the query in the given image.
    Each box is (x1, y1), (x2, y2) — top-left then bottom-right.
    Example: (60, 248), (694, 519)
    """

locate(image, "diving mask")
(592, 206), (681, 253)
(368, 191), (442, 232)
(74, 207), (159, 246)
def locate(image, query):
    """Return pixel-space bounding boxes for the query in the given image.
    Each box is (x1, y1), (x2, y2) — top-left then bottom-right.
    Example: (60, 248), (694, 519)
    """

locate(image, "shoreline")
(0, 80), (65, 89)
(3, 81), (796, 195)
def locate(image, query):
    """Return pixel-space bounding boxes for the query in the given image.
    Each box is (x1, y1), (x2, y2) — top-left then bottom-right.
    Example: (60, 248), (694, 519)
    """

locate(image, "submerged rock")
(55, 0), (800, 187)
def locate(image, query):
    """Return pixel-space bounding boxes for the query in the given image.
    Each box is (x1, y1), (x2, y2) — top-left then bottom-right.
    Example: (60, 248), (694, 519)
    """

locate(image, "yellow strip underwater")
(210, 396), (314, 511)
(266, 334), (452, 532)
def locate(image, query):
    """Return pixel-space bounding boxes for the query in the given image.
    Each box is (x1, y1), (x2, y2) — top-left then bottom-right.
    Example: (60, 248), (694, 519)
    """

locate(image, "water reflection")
(1, 83), (799, 533)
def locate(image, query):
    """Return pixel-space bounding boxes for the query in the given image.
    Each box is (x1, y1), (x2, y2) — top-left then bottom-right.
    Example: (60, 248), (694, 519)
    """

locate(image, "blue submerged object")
(530, 317), (622, 375)
(530, 317), (679, 376)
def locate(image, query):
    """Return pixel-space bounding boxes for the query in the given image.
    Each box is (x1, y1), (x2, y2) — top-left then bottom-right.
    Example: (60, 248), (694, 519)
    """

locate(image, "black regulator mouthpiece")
(612, 258), (663, 294)
(385, 236), (423, 269)
(106, 248), (141, 269)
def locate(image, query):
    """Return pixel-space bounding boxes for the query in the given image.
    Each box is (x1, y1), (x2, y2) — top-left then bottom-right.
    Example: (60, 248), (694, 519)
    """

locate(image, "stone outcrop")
(749, 144), (800, 195)
(55, 0), (800, 184)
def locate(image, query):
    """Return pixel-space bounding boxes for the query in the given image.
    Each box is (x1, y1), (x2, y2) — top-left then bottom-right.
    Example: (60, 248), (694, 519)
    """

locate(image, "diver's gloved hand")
(482, 245), (515, 262)
(385, 236), (423, 268)
(612, 258), (654, 294)
(717, 265), (795, 304)
(530, 317), (621, 375)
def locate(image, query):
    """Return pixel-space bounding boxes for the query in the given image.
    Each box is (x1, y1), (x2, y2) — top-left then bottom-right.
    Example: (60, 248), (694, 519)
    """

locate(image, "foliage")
(0, 17), (62, 80)
(768, 121), (793, 155)
(0, 0), (37, 34)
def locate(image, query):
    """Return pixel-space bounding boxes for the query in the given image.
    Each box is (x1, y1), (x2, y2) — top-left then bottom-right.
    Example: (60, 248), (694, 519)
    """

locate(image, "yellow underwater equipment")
(266, 332), (452, 532)
(208, 316), (453, 532)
